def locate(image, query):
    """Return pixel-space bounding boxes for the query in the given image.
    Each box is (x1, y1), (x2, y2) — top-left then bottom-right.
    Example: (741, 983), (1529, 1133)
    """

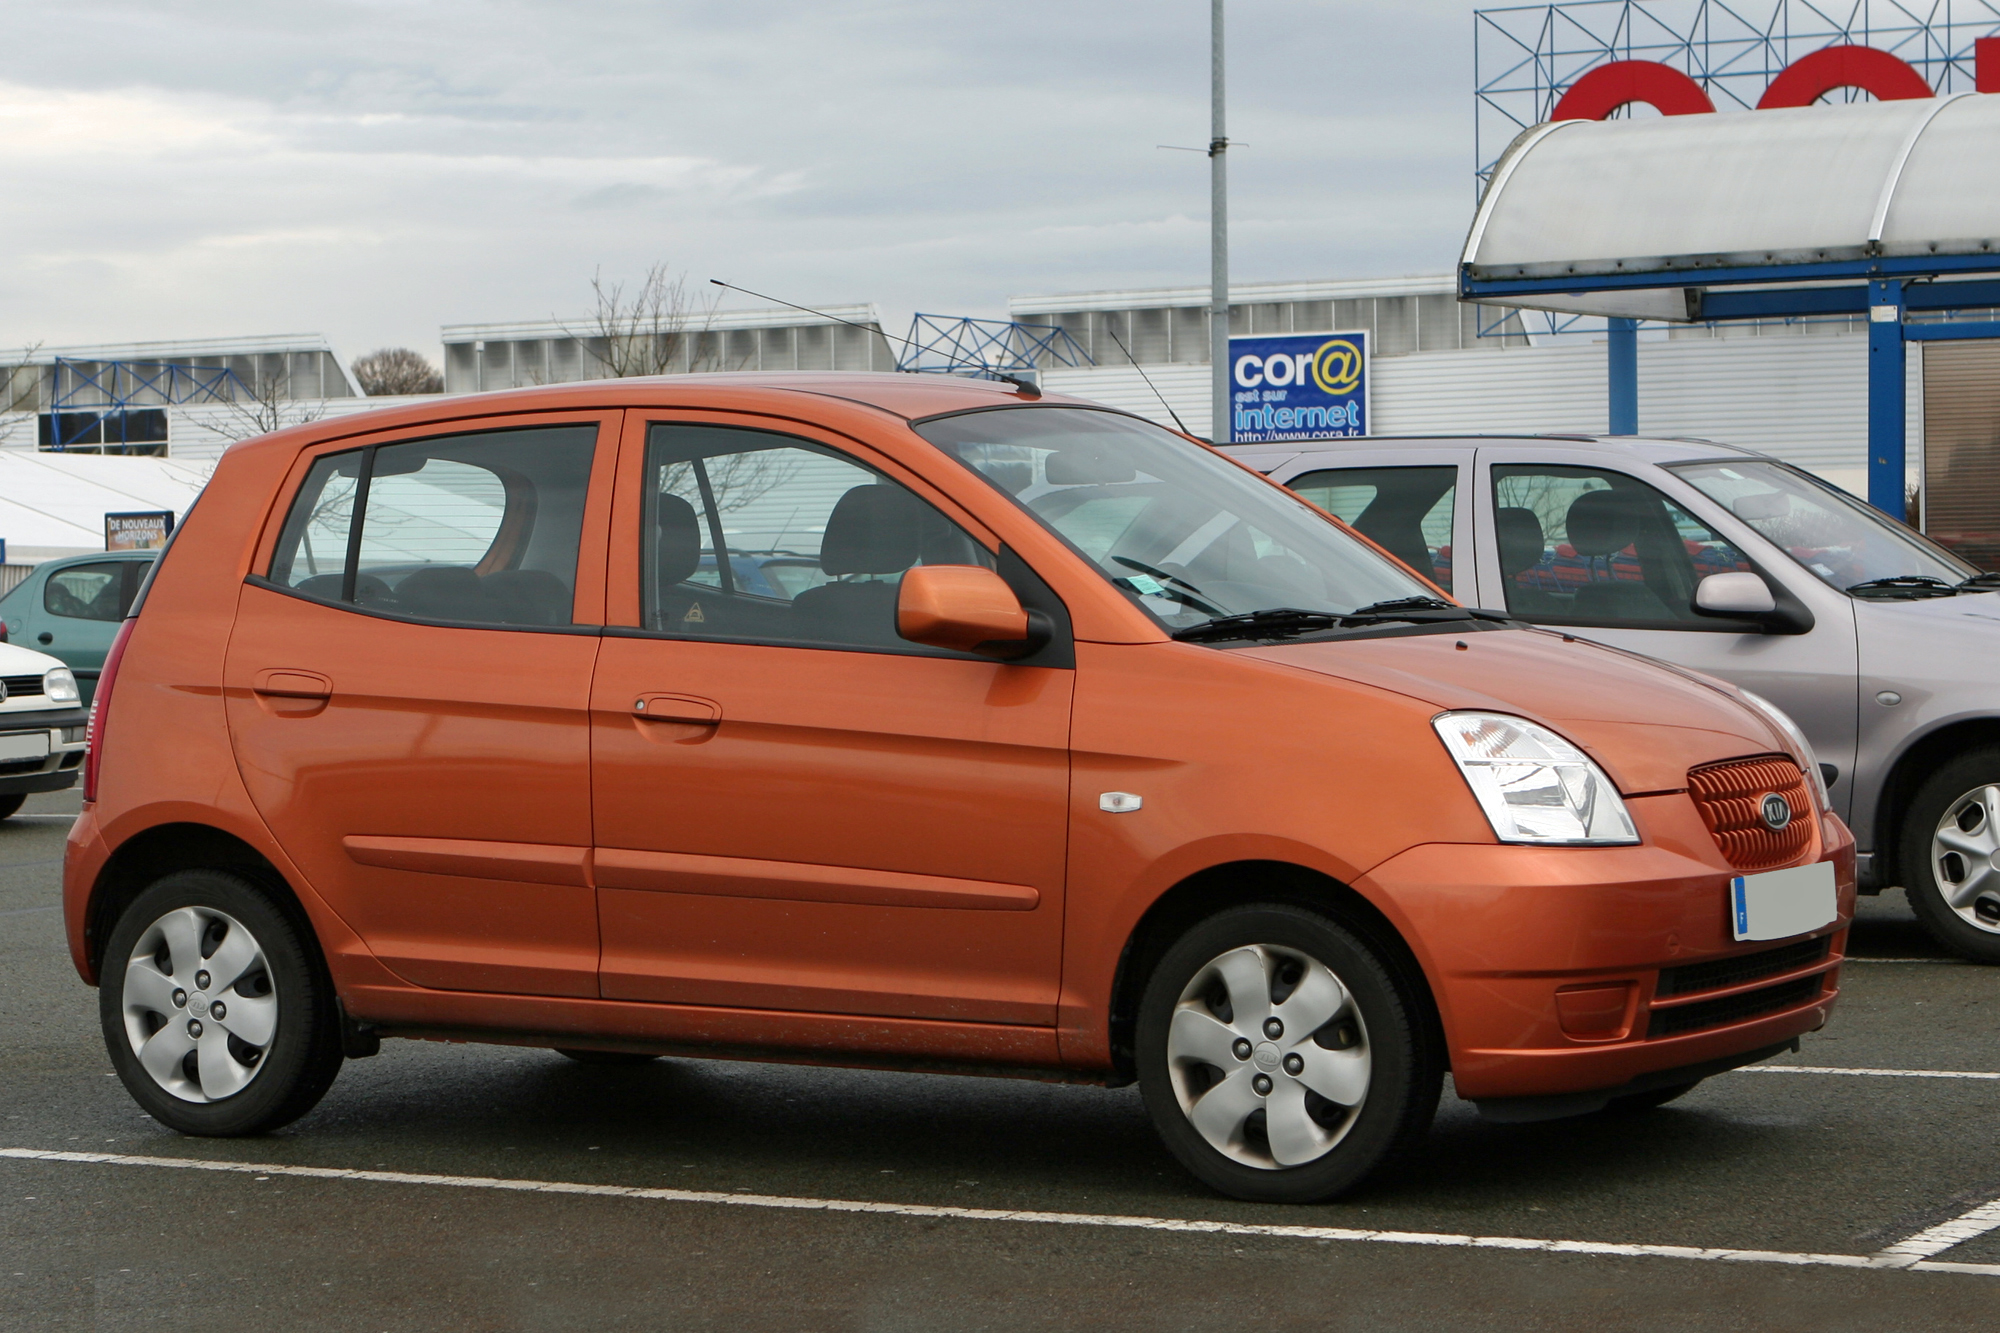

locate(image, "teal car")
(0, 551), (157, 706)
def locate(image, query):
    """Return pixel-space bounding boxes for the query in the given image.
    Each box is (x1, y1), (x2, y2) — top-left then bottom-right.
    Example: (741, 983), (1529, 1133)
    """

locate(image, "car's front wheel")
(1900, 747), (2000, 965)
(99, 869), (345, 1135)
(1136, 903), (1441, 1203)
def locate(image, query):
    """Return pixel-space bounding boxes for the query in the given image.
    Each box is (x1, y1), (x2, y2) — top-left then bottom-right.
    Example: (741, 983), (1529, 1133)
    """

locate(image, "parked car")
(0, 551), (158, 706)
(0, 638), (87, 818)
(67, 379), (1850, 1203)
(1230, 433), (2000, 964)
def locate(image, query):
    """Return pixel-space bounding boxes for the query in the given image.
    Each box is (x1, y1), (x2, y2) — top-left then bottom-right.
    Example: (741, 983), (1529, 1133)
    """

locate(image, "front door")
(590, 416), (1073, 1025)
(223, 414), (616, 996)
(1472, 449), (1858, 815)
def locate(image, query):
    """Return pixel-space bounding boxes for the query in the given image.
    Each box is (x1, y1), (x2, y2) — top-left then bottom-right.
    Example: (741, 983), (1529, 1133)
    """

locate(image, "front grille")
(0, 674), (42, 698)
(1657, 936), (1830, 998)
(1688, 755), (1813, 871)
(1647, 973), (1822, 1039)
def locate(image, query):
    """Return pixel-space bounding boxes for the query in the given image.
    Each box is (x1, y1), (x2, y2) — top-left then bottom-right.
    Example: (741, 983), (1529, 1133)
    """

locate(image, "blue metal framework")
(46, 357), (251, 450)
(1476, 1), (2000, 183)
(895, 314), (1094, 375)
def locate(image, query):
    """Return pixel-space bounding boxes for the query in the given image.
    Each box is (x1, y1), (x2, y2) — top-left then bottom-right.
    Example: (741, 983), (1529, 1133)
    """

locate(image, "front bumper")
(1357, 795), (1854, 1103)
(0, 707), (87, 795)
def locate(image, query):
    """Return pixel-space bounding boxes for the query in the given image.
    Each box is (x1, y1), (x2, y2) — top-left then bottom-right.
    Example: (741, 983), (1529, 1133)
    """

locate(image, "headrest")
(654, 493), (702, 587)
(1565, 489), (1650, 559)
(1496, 507), (1547, 577)
(820, 484), (926, 576)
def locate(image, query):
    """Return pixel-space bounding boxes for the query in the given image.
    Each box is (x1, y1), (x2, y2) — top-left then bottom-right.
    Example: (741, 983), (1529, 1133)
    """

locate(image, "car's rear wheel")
(100, 869), (344, 1135)
(1900, 747), (2000, 964)
(0, 793), (25, 820)
(1136, 903), (1441, 1203)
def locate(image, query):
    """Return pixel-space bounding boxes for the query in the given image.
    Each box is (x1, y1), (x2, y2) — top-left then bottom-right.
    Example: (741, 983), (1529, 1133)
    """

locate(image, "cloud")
(0, 0), (1477, 360)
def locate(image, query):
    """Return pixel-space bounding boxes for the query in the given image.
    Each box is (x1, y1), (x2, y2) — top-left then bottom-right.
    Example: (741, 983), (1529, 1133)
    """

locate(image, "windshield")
(913, 407), (1435, 633)
(1668, 459), (1976, 593)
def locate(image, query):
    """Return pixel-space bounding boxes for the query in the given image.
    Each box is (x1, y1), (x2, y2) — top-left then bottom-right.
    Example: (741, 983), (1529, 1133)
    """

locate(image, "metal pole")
(1209, 0), (1230, 442)
(1607, 317), (1638, 434)
(1866, 279), (1907, 516)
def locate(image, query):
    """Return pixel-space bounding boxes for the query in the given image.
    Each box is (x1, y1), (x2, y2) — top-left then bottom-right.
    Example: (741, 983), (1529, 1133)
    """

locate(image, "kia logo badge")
(1760, 793), (1793, 831)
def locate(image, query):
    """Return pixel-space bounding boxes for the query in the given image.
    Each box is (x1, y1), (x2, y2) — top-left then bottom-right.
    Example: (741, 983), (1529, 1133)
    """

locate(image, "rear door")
(1264, 448), (1477, 604)
(223, 412), (617, 997)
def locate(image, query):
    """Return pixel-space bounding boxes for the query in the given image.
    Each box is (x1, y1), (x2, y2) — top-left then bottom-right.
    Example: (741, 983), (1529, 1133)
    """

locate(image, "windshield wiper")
(1846, 575), (1959, 600)
(1171, 597), (1482, 644)
(1958, 572), (2000, 592)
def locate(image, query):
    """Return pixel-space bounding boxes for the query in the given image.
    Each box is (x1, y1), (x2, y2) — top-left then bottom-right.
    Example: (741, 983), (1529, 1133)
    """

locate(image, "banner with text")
(1228, 332), (1367, 444)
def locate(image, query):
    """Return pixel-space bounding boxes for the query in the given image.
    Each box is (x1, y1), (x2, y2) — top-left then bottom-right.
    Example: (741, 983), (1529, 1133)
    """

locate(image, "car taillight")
(85, 617), (137, 803)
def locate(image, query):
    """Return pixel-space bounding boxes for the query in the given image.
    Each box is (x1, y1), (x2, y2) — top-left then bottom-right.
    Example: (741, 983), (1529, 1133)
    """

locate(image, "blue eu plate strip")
(1731, 876), (1749, 938)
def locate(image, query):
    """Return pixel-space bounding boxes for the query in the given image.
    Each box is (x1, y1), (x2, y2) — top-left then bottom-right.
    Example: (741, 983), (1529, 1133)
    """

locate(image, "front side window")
(641, 423), (993, 653)
(1288, 466), (1457, 593)
(1669, 458), (1975, 594)
(266, 425), (598, 627)
(1493, 465), (1752, 628)
(45, 561), (146, 622)
(914, 408), (1432, 635)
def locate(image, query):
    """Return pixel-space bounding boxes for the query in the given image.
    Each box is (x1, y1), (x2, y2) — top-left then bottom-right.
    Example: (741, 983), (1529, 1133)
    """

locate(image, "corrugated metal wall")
(1045, 329), (1923, 497)
(1922, 341), (2000, 570)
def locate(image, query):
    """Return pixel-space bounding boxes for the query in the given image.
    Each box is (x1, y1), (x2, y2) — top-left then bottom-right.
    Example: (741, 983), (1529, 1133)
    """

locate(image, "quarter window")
(1492, 465), (1752, 627)
(641, 423), (993, 653)
(266, 425), (599, 627)
(1289, 466), (1457, 593)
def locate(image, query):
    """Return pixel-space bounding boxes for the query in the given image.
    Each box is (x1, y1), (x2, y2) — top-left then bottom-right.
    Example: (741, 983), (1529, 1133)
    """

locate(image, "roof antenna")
(709, 280), (1040, 397)
(1100, 313), (1196, 439)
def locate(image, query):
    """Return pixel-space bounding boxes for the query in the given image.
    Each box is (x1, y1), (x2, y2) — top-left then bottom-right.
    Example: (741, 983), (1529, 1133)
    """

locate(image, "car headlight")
(43, 667), (79, 705)
(1433, 711), (1639, 846)
(1738, 690), (1829, 811)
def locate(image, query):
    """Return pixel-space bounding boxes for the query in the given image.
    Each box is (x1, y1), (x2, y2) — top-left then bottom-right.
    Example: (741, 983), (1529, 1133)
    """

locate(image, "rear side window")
(266, 425), (598, 628)
(45, 561), (148, 622)
(1288, 466), (1457, 593)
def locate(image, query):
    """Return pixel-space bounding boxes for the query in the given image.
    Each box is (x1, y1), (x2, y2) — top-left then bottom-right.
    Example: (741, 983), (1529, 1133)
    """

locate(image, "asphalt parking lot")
(3, 787), (1997, 1331)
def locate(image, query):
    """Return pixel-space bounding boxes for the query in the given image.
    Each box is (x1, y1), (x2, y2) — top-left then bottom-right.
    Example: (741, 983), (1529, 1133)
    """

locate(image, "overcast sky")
(0, 1), (1476, 366)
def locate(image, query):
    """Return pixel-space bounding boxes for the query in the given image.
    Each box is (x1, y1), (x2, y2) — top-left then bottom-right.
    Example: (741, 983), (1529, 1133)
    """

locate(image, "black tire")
(99, 869), (344, 1135)
(555, 1048), (662, 1066)
(0, 793), (25, 820)
(1600, 1080), (1701, 1114)
(1136, 902), (1443, 1204)
(1898, 746), (2000, 965)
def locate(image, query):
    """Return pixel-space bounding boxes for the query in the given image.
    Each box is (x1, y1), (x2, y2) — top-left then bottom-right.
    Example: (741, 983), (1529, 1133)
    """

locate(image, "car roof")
(223, 373), (1115, 463)
(1224, 433), (1766, 467)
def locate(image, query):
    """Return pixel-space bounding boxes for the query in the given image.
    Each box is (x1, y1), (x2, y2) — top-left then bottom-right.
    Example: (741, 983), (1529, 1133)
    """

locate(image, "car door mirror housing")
(898, 565), (1046, 660)
(1693, 571), (1814, 635)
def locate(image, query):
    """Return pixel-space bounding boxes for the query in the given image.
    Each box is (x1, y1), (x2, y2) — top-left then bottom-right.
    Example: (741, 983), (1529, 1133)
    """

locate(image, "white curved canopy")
(1463, 94), (2000, 288)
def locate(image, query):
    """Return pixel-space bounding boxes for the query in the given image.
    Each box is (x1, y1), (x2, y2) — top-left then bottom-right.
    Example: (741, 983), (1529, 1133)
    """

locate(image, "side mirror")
(898, 565), (1046, 660)
(1693, 571), (1815, 635)
(1695, 571), (1776, 615)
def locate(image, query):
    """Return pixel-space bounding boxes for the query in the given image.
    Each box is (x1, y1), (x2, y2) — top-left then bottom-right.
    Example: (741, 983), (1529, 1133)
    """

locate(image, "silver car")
(1222, 433), (2000, 964)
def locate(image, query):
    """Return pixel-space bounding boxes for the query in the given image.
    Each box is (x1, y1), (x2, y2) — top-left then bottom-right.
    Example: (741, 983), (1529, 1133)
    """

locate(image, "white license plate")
(1731, 862), (1837, 942)
(0, 731), (49, 763)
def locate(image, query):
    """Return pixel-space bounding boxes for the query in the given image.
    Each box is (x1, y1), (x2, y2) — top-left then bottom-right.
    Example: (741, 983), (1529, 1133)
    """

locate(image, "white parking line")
(1734, 1066), (2000, 1081)
(3, 1148), (1995, 1278)
(1877, 1200), (2000, 1265)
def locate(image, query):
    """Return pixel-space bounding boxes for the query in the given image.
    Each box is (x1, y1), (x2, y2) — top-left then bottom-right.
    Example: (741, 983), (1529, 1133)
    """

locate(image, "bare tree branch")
(562, 263), (725, 378)
(202, 360), (329, 442)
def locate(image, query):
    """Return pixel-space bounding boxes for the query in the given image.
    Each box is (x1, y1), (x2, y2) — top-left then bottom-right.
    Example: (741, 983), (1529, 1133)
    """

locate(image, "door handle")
(253, 669), (333, 700)
(633, 693), (720, 724)
(36, 632), (52, 645)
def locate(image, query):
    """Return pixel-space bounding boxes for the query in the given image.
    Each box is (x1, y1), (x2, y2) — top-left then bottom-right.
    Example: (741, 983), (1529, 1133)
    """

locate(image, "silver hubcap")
(1932, 785), (2000, 935)
(120, 907), (278, 1102)
(1165, 943), (1370, 1169)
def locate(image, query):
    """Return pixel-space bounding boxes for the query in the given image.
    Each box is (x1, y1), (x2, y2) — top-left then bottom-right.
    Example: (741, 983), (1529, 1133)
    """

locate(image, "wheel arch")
(87, 822), (307, 979)
(1103, 859), (1445, 1085)
(1871, 718), (2000, 889)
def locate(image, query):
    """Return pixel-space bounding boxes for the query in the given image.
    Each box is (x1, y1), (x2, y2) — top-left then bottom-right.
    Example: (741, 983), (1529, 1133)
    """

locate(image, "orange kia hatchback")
(66, 374), (1852, 1202)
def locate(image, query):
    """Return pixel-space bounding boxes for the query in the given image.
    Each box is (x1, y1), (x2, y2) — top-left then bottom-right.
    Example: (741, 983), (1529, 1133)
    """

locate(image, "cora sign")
(1551, 38), (2000, 120)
